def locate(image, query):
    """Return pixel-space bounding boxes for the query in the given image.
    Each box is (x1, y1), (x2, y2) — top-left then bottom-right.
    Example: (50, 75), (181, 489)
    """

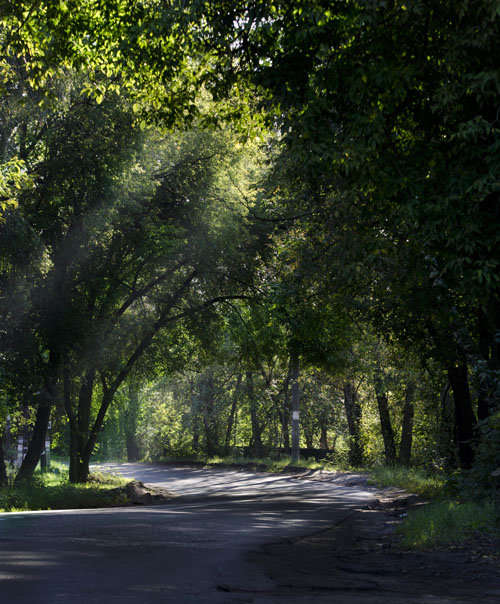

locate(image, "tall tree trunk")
(201, 368), (217, 457)
(192, 418), (200, 452)
(125, 431), (140, 462)
(448, 363), (476, 469)
(477, 304), (500, 419)
(290, 352), (300, 463)
(0, 433), (8, 486)
(15, 403), (51, 482)
(282, 368), (291, 453)
(399, 380), (416, 466)
(437, 383), (456, 469)
(73, 368), (96, 483)
(343, 382), (363, 466)
(246, 371), (263, 458)
(4, 414), (10, 462)
(77, 387), (115, 484)
(124, 381), (140, 462)
(374, 368), (397, 465)
(63, 366), (78, 483)
(224, 374), (241, 454)
(319, 425), (329, 450)
(478, 308), (492, 420)
(16, 351), (59, 482)
(191, 378), (200, 452)
(492, 298), (500, 375)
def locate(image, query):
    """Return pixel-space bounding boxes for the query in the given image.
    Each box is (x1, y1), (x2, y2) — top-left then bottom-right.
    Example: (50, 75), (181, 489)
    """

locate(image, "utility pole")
(290, 352), (300, 463)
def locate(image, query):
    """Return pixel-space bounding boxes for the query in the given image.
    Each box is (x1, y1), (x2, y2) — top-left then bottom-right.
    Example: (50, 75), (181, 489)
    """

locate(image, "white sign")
(292, 411), (299, 420)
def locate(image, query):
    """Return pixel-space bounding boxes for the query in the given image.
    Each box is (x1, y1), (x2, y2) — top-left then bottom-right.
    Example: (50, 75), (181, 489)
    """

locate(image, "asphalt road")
(0, 463), (376, 604)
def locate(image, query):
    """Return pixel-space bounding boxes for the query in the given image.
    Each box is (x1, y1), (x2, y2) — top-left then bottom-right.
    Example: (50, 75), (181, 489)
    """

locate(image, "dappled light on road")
(0, 464), (376, 603)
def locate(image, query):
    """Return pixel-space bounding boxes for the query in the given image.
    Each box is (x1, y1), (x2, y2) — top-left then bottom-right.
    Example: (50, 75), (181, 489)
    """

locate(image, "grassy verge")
(398, 499), (500, 549)
(367, 465), (447, 498)
(0, 462), (131, 512)
(366, 465), (500, 549)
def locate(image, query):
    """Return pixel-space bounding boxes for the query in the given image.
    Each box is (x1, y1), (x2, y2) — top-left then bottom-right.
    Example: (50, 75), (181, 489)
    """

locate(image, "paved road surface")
(0, 463), (376, 603)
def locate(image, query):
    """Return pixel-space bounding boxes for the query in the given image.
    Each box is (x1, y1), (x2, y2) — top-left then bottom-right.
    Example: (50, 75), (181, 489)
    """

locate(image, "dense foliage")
(0, 1), (499, 498)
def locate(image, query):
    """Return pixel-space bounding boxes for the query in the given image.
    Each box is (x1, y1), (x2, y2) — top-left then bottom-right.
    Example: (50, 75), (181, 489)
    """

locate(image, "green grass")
(398, 500), (500, 549)
(368, 465), (447, 498)
(0, 462), (131, 512)
(366, 465), (500, 549)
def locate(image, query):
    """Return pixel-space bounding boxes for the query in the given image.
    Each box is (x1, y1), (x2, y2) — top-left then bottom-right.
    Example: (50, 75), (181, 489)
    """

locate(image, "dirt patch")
(114, 480), (177, 505)
(247, 490), (500, 603)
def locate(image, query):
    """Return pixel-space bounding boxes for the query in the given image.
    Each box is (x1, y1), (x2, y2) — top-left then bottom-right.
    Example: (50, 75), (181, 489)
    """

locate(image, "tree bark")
(374, 368), (397, 465)
(73, 368), (96, 483)
(0, 433), (8, 486)
(282, 368), (291, 453)
(192, 418), (200, 452)
(319, 425), (329, 450)
(124, 381), (141, 462)
(477, 305), (500, 419)
(399, 380), (416, 466)
(290, 352), (300, 463)
(224, 374), (241, 454)
(201, 368), (218, 457)
(448, 363), (476, 469)
(478, 309), (490, 420)
(343, 382), (363, 465)
(246, 371), (263, 458)
(15, 402), (51, 482)
(436, 383), (456, 468)
(63, 366), (78, 483)
(16, 350), (59, 482)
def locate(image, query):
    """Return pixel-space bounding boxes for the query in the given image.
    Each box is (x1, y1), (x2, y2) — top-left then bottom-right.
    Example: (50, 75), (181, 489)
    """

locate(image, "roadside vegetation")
(398, 500), (499, 549)
(369, 465), (500, 550)
(0, 462), (131, 513)
(369, 466), (447, 499)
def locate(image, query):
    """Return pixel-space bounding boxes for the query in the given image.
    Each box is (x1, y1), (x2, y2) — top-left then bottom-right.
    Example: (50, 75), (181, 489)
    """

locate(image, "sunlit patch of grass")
(368, 465), (446, 498)
(0, 463), (131, 512)
(398, 500), (500, 549)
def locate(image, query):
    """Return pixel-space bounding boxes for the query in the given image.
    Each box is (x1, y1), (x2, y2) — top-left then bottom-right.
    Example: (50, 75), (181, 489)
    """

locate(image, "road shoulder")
(245, 489), (500, 603)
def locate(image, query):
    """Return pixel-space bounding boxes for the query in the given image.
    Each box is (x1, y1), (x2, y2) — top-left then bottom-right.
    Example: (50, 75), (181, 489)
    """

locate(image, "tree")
(60, 123), (265, 481)
(0, 59), (268, 481)
(194, 0), (500, 469)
